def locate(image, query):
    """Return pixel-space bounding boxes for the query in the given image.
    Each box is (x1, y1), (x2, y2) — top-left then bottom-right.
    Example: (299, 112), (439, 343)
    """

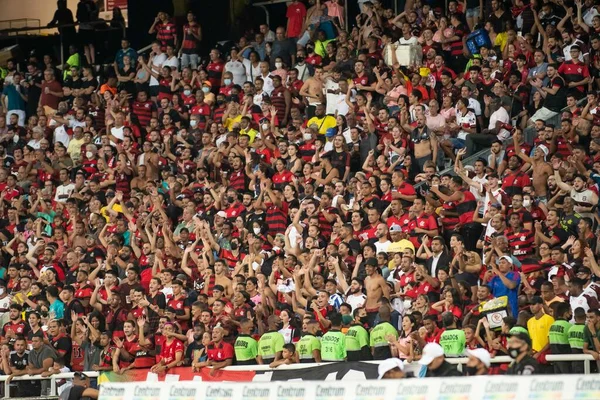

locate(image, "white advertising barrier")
(99, 374), (600, 400)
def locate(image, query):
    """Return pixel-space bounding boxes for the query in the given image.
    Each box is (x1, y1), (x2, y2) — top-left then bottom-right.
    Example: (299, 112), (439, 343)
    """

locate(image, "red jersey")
(161, 338), (184, 365)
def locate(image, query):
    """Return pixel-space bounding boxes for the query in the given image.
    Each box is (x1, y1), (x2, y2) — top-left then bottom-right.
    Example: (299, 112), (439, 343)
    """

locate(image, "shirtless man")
(513, 134), (553, 201)
(300, 66), (325, 117)
(364, 259), (390, 325)
(405, 114), (437, 173)
(213, 259), (233, 298)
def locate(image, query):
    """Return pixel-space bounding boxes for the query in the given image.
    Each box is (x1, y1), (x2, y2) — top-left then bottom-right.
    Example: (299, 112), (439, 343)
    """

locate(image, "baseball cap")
(419, 343), (445, 365)
(498, 255), (513, 264)
(203, 80), (212, 87)
(216, 211), (227, 218)
(377, 358), (404, 379)
(389, 224), (402, 233)
(325, 127), (337, 138)
(509, 331), (532, 347)
(466, 348), (491, 368)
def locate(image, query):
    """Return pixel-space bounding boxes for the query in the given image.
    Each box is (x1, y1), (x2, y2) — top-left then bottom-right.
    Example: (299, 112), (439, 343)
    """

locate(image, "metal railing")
(0, 371), (99, 399)
(0, 19), (41, 34)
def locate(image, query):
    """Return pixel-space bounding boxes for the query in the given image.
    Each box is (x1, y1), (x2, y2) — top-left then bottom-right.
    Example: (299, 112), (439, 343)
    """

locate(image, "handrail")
(0, 371), (99, 398)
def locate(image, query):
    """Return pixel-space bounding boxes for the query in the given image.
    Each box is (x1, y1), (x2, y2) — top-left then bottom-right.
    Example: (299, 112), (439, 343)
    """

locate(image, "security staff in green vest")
(369, 306), (397, 360)
(548, 302), (573, 374)
(439, 312), (466, 357)
(569, 307), (587, 374)
(346, 307), (371, 361)
(297, 319), (322, 363)
(583, 309), (600, 372)
(320, 313), (346, 361)
(234, 318), (259, 365)
(257, 315), (285, 364)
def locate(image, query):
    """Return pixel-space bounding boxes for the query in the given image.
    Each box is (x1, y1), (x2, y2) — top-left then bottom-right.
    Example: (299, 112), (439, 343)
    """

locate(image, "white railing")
(0, 371), (99, 398)
(0, 354), (594, 398)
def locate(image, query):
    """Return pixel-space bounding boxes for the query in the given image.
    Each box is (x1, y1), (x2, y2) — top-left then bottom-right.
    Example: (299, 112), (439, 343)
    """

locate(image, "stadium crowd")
(0, 0), (600, 394)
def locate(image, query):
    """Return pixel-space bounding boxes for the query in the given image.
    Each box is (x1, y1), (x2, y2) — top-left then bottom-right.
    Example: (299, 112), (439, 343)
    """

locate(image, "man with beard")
(553, 160), (599, 221)
(501, 156), (531, 197)
(530, 63), (567, 123)
(1, 304), (28, 344)
(296, 319), (322, 363)
(2, 336), (32, 396)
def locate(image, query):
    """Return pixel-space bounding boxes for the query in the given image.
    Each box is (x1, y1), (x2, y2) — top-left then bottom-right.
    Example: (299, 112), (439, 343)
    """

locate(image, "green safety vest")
(439, 328), (466, 357)
(369, 322), (397, 347)
(234, 334), (258, 362)
(321, 329), (346, 361)
(297, 334), (321, 361)
(257, 331), (284, 360)
(345, 324), (369, 351)
(568, 323), (586, 350)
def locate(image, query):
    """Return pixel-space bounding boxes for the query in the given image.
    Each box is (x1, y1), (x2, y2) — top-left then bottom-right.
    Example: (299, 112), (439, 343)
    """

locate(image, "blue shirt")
(3, 84), (25, 111)
(115, 48), (138, 69)
(49, 299), (65, 320)
(489, 271), (521, 317)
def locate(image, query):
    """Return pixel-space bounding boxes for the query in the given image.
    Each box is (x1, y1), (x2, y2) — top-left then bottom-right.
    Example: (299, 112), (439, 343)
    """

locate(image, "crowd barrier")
(0, 353), (595, 398)
(97, 374), (600, 400)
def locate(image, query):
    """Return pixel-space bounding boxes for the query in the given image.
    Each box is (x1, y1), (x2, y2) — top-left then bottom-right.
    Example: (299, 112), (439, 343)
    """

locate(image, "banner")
(99, 374), (600, 400)
(98, 362), (380, 384)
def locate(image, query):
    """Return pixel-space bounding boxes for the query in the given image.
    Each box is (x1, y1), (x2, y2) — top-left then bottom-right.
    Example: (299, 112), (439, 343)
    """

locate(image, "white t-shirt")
(150, 53), (168, 86)
(468, 97), (482, 116)
(53, 124), (71, 147)
(110, 126), (125, 144)
(163, 56), (179, 71)
(260, 74), (274, 95)
(456, 110), (476, 140)
(324, 79), (342, 115)
(375, 240), (391, 254)
(246, 61), (261, 82)
(489, 107), (510, 140)
(226, 60), (247, 86)
(55, 183), (75, 203)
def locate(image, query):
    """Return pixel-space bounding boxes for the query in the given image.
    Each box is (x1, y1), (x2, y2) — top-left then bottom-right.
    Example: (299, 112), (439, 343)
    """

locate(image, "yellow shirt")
(225, 115), (243, 131)
(306, 115), (336, 134)
(241, 128), (259, 143)
(527, 313), (555, 352)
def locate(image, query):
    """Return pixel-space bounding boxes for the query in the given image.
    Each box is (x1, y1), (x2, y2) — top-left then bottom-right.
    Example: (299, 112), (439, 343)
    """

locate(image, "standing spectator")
(180, 11), (202, 69)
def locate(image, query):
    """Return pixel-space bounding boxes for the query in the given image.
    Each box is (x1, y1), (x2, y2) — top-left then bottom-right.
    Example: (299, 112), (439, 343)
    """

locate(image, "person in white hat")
(418, 343), (461, 377)
(377, 357), (405, 379)
(465, 348), (491, 376)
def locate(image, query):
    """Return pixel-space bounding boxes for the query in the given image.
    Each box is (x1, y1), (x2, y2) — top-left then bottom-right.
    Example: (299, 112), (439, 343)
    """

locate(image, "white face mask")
(253, 227), (261, 235)
(86, 151), (93, 159)
(183, 90), (191, 96)
(190, 120), (198, 127)
(261, 123), (269, 131)
(523, 199), (531, 207)
(202, 87), (210, 93)
(303, 133), (312, 141)
(275, 62), (283, 69)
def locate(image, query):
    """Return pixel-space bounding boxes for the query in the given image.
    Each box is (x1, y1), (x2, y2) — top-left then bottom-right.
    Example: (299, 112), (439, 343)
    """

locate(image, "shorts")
(465, 7), (481, 18)
(149, 85), (160, 97)
(449, 138), (465, 149)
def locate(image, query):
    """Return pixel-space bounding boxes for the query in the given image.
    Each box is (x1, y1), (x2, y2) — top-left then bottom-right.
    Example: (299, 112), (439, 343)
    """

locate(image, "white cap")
(466, 348), (491, 368)
(377, 358), (404, 379)
(498, 255), (513, 264)
(216, 211), (227, 218)
(418, 343), (445, 366)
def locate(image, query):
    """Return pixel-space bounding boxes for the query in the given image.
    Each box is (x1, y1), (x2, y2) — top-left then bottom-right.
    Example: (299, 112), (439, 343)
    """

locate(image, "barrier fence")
(0, 353), (595, 399)
(96, 374), (600, 400)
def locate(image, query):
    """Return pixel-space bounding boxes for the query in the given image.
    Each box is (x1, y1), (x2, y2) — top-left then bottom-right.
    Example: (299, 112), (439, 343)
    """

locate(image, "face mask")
(190, 120), (198, 127)
(86, 151), (93, 159)
(230, 242), (238, 251)
(275, 62), (283, 69)
(216, 100), (225, 106)
(261, 123), (269, 131)
(523, 199), (531, 207)
(296, 57), (304, 63)
(224, 78), (232, 86)
(508, 346), (522, 359)
(464, 366), (478, 375)
(202, 87), (210, 93)
(253, 227), (261, 235)
(303, 133), (312, 141)
(183, 90), (191, 96)
(227, 196), (235, 204)
(359, 316), (369, 326)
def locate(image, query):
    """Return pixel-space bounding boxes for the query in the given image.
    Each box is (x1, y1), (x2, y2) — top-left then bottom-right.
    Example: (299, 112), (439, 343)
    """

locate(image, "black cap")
(509, 331), (532, 347)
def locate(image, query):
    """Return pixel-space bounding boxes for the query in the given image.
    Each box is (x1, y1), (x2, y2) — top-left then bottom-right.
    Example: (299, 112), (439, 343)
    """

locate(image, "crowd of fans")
(0, 0), (599, 394)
